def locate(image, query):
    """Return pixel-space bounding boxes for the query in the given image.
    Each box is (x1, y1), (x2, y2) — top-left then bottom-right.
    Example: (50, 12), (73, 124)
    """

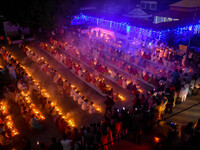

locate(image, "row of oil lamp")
(54, 37), (143, 95)
(25, 46), (102, 114)
(4, 47), (75, 127)
(0, 102), (19, 137)
(43, 42), (128, 101)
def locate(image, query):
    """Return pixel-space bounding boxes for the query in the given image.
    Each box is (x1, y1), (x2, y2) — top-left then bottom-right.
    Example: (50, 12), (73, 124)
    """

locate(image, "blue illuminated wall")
(71, 14), (200, 46)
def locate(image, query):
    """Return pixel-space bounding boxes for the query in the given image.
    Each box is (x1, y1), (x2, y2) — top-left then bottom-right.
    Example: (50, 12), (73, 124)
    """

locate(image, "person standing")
(60, 134), (72, 150)
(57, 77), (64, 96)
(48, 137), (63, 150)
(7, 63), (16, 81)
(104, 95), (115, 116)
(7, 36), (11, 46)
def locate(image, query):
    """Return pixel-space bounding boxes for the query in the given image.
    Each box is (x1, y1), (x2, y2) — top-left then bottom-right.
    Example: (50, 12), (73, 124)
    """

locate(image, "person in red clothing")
(91, 75), (97, 85)
(85, 72), (92, 82)
(144, 73), (150, 81)
(0, 36), (4, 44)
(117, 76), (123, 86)
(103, 66), (108, 75)
(101, 130), (108, 150)
(132, 68), (138, 76)
(75, 65), (80, 75)
(147, 52), (151, 60)
(58, 117), (65, 133)
(68, 60), (72, 69)
(97, 65), (103, 73)
(104, 95), (115, 116)
(142, 52), (147, 59)
(130, 54), (135, 62)
(99, 81), (104, 91)
(115, 118), (122, 140)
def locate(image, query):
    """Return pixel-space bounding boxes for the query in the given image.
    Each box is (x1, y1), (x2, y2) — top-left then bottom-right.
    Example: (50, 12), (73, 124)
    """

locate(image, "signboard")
(179, 44), (187, 51)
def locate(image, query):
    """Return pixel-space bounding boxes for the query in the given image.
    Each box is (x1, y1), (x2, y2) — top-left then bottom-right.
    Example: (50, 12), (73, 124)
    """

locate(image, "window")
(151, 4), (157, 10)
(141, 2), (146, 9)
(141, 1), (157, 11)
(147, 3), (151, 10)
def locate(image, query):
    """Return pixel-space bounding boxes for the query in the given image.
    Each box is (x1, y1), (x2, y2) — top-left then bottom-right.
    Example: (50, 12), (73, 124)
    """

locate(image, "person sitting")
(117, 76), (123, 86)
(143, 73), (150, 81)
(126, 82), (133, 92)
(7, 63), (16, 80)
(85, 72), (92, 82)
(142, 52), (147, 59)
(73, 90), (80, 102)
(17, 79), (27, 91)
(29, 114), (43, 130)
(53, 72), (60, 83)
(158, 58), (163, 64)
(78, 68), (83, 77)
(78, 96), (84, 105)
(131, 84), (138, 94)
(81, 99), (89, 110)
(65, 83), (72, 96)
(89, 102), (96, 114)
(122, 79), (127, 89)
(99, 81), (104, 91)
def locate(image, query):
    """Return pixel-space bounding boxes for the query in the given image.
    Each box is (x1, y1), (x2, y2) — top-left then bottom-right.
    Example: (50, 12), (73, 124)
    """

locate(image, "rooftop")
(169, 0), (200, 8)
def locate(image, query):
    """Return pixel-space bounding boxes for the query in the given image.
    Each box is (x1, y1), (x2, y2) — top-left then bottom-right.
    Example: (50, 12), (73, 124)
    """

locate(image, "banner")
(179, 44), (187, 51)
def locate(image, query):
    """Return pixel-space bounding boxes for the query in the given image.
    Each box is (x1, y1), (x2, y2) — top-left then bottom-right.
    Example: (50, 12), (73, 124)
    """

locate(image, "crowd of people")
(43, 36), (143, 97)
(23, 45), (99, 114)
(38, 28), (200, 149)
(0, 46), (141, 150)
(0, 102), (18, 146)
(40, 40), (138, 101)
(0, 47), (47, 130)
(0, 26), (200, 150)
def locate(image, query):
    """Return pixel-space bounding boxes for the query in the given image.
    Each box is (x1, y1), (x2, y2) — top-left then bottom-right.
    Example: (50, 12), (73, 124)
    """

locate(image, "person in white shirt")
(78, 96), (84, 105)
(179, 85), (186, 102)
(195, 77), (200, 89)
(122, 79), (127, 89)
(60, 134), (72, 150)
(182, 54), (187, 67)
(110, 70), (116, 78)
(53, 72), (60, 83)
(73, 91), (80, 102)
(194, 76), (200, 95)
(89, 102), (95, 114)
(81, 99), (89, 110)
(70, 88), (75, 97)
(78, 69), (83, 77)
(184, 83), (189, 97)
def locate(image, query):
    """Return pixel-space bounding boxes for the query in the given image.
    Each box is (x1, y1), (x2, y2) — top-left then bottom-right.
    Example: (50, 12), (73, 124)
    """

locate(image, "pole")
(187, 6), (197, 51)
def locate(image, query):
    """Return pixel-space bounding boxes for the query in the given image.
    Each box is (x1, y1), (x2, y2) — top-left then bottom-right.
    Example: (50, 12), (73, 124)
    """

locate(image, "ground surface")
(1, 43), (200, 150)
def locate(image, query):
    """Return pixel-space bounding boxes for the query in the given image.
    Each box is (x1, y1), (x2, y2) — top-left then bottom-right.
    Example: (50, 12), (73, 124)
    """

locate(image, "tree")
(0, 0), (80, 30)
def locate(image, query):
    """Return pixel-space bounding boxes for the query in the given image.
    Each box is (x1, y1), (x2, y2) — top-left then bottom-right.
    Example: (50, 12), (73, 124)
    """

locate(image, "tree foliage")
(0, 0), (79, 30)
